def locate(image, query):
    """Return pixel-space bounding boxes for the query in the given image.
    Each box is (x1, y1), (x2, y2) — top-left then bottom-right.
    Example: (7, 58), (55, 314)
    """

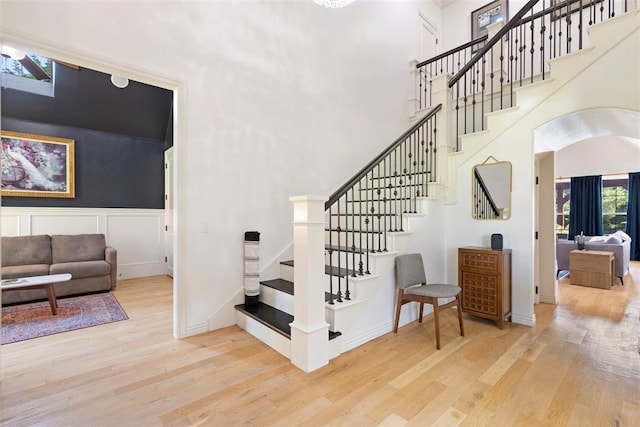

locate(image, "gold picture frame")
(1, 130), (75, 198)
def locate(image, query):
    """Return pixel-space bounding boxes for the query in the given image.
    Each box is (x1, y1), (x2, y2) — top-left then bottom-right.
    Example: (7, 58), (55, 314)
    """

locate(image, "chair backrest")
(395, 253), (427, 289)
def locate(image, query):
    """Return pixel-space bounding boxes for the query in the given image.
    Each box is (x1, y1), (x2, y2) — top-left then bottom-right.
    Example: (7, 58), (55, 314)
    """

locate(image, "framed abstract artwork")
(1, 130), (75, 198)
(471, 0), (509, 40)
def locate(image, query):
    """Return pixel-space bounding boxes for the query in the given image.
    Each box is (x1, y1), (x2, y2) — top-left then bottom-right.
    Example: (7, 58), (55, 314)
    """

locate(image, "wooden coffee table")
(1, 273), (72, 315)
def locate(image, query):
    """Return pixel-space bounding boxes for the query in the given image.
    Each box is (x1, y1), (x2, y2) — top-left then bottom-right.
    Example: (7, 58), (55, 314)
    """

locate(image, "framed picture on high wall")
(471, 0), (509, 40)
(1, 130), (75, 198)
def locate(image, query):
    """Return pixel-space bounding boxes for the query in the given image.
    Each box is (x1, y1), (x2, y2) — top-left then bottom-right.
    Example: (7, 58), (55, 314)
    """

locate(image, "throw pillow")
(605, 234), (623, 244)
(614, 230), (632, 242)
(589, 235), (605, 242)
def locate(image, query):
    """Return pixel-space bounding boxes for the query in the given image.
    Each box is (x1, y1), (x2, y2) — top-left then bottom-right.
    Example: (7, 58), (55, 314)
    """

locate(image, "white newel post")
(289, 195), (330, 373)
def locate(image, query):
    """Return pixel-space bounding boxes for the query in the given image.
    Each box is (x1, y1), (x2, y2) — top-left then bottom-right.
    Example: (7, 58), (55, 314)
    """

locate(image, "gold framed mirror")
(472, 157), (512, 220)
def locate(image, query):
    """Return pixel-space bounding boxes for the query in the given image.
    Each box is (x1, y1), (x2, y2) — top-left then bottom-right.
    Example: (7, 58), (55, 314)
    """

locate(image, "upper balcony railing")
(416, 0), (634, 149)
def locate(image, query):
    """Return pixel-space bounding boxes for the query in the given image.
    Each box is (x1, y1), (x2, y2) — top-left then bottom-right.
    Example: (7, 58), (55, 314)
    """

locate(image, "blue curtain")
(568, 175), (603, 240)
(627, 172), (640, 260)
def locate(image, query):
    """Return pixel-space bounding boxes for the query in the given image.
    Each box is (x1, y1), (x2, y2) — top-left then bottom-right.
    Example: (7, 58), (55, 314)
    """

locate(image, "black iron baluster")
(530, 12), (535, 83)
(393, 146), (398, 231)
(500, 35), (505, 110)
(490, 45), (495, 112)
(365, 171), (371, 274)
(376, 163), (382, 252)
(541, 12), (547, 79)
(328, 206), (334, 305)
(431, 115), (437, 183)
(382, 157), (388, 252)
(350, 187), (356, 281)
(455, 80), (461, 149)
(358, 181), (363, 275)
(336, 200), (342, 303)
(566, 10), (572, 54)
(578, 0), (583, 50)
(481, 54), (486, 128)
(463, 74), (468, 136)
(472, 62), (477, 133)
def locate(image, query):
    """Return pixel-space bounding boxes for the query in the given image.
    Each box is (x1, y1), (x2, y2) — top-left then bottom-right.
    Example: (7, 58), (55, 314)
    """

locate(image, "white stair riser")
(235, 311), (291, 359)
(279, 263), (294, 282)
(260, 283), (294, 315)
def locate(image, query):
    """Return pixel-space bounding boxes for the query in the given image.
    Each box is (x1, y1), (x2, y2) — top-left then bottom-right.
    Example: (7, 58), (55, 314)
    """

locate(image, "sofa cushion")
(50, 260), (111, 279)
(605, 234), (623, 244)
(1, 264), (50, 279)
(1, 235), (52, 267)
(52, 234), (106, 264)
(614, 230), (632, 242)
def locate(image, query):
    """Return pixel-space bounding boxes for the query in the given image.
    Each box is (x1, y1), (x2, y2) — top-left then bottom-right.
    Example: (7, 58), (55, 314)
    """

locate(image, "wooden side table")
(569, 250), (614, 289)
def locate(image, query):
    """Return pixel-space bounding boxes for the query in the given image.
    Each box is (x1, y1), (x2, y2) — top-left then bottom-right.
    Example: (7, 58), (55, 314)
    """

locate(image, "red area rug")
(1, 293), (128, 344)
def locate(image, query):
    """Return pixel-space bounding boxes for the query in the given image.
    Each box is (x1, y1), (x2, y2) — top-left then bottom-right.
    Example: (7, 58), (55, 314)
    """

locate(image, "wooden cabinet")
(569, 250), (614, 289)
(458, 247), (512, 329)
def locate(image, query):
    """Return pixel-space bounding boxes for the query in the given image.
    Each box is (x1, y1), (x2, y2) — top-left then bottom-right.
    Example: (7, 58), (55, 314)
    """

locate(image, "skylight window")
(1, 49), (54, 97)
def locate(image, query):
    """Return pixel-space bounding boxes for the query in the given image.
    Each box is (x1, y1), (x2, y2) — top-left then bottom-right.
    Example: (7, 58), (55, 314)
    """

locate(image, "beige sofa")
(1, 234), (117, 305)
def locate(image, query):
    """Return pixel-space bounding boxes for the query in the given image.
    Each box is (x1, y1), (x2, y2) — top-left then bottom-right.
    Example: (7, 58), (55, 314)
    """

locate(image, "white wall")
(1, 208), (165, 280)
(443, 11), (639, 326)
(0, 0), (443, 336)
(555, 136), (640, 177)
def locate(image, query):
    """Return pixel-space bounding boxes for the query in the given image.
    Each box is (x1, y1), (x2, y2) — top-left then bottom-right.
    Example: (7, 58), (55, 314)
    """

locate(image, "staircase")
(235, 0), (639, 371)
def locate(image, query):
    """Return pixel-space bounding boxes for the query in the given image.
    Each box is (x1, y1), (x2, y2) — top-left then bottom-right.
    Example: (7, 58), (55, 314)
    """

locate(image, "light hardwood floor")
(1, 264), (639, 426)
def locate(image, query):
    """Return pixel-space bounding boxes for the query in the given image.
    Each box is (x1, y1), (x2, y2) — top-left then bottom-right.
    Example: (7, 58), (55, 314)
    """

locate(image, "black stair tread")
(370, 171), (433, 180)
(236, 302), (341, 341)
(326, 265), (357, 277)
(281, 260), (356, 278)
(329, 213), (398, 217)
(325, 228), (383, 234)
(325, 244), (370, 254)
(329, 330), (342, 340)
(358, 183), (426, 191)
(260, 278), (294, 295)
(235, 302), (292, 338)
(344, 197), (413, 203)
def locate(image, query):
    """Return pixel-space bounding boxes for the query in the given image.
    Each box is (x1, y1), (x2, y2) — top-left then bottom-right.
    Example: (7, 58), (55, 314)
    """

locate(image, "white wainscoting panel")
(1, 207), (166, 280)
(107, 214), (163, 279)
(31, 215), (99, 236)
(1, 215), (21, 236)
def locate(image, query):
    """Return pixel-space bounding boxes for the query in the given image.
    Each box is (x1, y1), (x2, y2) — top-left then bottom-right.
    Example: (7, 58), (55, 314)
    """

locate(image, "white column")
(289, 195), (330, 373)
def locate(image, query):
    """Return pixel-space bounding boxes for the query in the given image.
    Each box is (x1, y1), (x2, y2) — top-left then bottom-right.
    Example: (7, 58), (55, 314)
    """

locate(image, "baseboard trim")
(512, 312), (536, 327)
(184, 321), (209, 337)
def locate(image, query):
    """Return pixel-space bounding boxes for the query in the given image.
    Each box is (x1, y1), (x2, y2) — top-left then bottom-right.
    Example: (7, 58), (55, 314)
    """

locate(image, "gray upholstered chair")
(393, 253), (464, 349)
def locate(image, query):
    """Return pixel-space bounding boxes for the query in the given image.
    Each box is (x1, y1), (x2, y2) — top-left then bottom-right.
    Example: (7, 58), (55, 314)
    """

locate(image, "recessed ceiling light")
(110, 74), (129, 89)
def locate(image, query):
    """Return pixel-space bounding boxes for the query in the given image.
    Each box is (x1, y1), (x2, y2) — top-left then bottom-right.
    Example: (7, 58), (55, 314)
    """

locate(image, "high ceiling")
(432, 0), (458, 8)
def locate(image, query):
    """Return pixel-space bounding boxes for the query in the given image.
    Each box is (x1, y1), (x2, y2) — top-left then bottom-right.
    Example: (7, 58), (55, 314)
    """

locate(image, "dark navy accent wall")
(1, 65), (173, 141)
(2, 117), (165, 209)
(1, 62), (172, 209)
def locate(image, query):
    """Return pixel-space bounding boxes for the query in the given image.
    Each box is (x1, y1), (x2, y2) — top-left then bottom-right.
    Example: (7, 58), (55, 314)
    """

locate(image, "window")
(555, 174), (629, 238)
(1, 50), (54, 97)
(555, 179), (570, 238)
(602, 176), (628, 234)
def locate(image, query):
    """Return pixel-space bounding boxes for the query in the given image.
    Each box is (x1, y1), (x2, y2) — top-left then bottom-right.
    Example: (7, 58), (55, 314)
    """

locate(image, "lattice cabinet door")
(458, 247), (512, 329)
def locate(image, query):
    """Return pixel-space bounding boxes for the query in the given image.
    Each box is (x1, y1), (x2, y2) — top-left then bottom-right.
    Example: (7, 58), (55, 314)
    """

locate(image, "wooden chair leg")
(456, 294), (464, 337)
(394, 290), (404, 333)
(432, 299), (441, 350)
(418, 302), (424, 323)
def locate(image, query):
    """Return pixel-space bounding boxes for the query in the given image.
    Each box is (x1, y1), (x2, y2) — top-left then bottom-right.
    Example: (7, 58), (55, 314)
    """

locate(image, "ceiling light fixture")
(110, 74), (129, 89)
(1, 45), (26, 61)
(312, 0), (355, 8)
